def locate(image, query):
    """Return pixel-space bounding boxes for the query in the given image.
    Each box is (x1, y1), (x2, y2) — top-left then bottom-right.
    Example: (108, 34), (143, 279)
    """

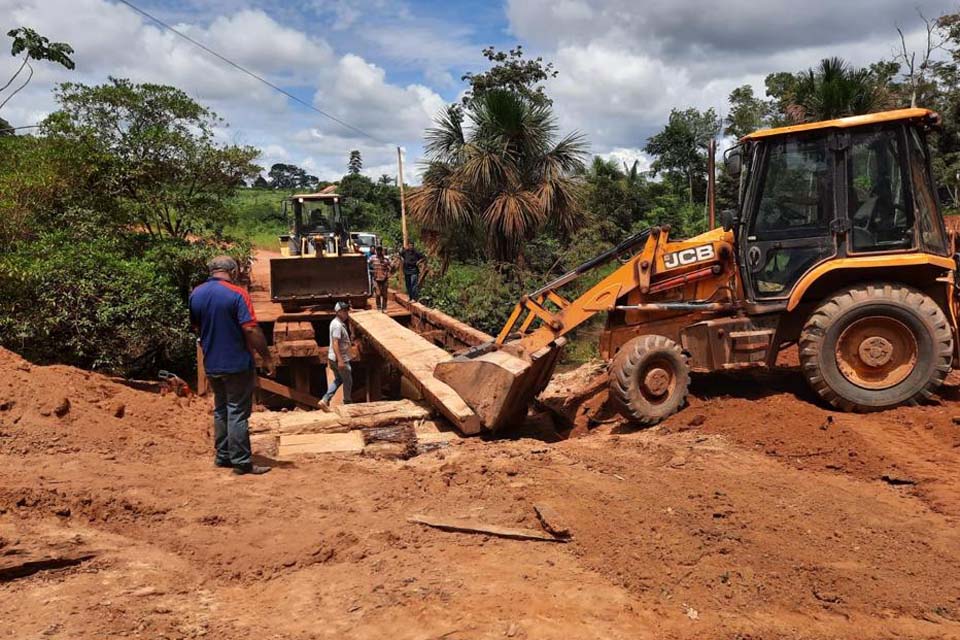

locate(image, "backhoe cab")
(437, 108), (957, 430)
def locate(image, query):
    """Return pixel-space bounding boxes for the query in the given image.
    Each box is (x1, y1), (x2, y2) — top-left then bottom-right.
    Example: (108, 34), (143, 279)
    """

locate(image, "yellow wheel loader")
(436, 108), (958, 430)
(271, 190), (371, 311)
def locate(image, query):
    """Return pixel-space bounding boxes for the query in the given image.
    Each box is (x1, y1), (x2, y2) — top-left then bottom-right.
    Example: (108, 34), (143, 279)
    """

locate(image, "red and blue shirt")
(189, 277), (258, 374)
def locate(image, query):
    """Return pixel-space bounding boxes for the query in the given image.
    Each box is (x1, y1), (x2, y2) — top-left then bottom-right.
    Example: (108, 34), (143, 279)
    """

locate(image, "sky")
(0, 0), (951, 183)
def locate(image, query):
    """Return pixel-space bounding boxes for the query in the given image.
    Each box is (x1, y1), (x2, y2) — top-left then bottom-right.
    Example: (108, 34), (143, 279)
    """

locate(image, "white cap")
(334, 301), (349, 312)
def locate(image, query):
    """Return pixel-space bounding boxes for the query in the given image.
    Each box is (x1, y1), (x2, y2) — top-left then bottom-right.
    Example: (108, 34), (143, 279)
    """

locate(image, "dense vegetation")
(3, 12), (960, 373)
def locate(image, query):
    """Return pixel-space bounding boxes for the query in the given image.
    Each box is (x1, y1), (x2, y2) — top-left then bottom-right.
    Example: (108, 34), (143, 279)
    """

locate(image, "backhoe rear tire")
(798, 283), (953, 411)
(609, 335), (690, 425)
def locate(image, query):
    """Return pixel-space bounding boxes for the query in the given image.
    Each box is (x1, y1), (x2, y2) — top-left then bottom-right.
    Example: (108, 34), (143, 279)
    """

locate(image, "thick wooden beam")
(256, 376), (323, 409)
(391, 292), (492, 348)
(249, 399), (432, 434)
(350, 310), (482, 435)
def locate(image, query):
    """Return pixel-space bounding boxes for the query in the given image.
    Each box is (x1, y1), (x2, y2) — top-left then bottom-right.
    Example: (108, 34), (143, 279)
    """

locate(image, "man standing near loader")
(399, 241), (426, 301)
(368, 245), (392, 312)
(321, 302), (353, 409)
(190, 255), (274, 476)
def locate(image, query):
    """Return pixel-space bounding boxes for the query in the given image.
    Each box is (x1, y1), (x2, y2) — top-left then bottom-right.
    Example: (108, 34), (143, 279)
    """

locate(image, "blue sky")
(1, 0), (951, 182)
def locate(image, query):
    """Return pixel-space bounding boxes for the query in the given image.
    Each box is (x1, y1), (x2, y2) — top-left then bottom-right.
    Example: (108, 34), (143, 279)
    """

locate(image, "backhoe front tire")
(799, 283), (953, 411)
(609, 335), (690, 425)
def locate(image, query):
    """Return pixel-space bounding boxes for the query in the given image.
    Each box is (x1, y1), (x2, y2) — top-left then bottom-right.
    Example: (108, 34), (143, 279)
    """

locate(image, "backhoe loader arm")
(497, 226), (736, 357)
(435, 225), (736, 432)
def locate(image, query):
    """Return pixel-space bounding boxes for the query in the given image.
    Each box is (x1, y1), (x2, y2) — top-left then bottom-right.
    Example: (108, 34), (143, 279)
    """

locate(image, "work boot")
(233, 464), (271, 476)
(214, 459), (232, 469)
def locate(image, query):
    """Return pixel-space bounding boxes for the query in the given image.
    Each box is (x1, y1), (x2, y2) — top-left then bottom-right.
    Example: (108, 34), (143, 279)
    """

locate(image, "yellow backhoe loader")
(436, 108), (958, 430)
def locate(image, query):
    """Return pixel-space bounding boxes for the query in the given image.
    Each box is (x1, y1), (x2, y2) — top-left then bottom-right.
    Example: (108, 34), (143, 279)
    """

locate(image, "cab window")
(847, 127), (912, 253)
(751, 135), (832, 239)
(908, 127), (948, 255)
(748, 134), (834, 298)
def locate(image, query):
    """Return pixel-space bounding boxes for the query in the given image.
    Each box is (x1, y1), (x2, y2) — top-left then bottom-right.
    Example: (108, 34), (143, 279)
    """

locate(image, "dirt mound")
(0, 346), (207, 459)
(3, 343), (960, 639)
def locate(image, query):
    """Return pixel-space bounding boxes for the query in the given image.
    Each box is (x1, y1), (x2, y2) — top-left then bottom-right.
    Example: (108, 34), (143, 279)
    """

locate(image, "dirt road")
(3, 342), (960, 639)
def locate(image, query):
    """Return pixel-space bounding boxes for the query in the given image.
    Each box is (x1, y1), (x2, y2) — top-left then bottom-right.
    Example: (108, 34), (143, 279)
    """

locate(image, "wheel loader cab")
(733, 108), (951, 309)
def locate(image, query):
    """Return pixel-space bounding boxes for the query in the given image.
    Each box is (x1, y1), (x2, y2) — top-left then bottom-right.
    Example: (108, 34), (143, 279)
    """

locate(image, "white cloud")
(0, 0), (447, 184)
(506, 0), (946, 156)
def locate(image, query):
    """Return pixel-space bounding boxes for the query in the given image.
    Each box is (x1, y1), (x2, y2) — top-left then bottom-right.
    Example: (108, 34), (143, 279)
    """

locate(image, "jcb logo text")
(663, 244), (715, 270)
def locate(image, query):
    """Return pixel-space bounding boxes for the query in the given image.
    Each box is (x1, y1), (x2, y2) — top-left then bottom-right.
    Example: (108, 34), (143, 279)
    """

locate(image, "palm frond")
(539, 131), (588, 181)
(407, 161), (473, 229)
(536, 176), (583, 234)
(482, 188), (543, 245)
(424, 105), (466, 162)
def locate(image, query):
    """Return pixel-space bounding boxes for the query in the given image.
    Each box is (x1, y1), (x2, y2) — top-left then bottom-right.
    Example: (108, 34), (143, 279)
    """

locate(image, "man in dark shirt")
(189, 256), (275, 475)
(398, 241), (426, 301)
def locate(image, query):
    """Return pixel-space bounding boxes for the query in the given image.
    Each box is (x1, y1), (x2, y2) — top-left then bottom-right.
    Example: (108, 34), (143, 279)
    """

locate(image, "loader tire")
(609, 335), (690, 425)
(799, 283), (953, 412)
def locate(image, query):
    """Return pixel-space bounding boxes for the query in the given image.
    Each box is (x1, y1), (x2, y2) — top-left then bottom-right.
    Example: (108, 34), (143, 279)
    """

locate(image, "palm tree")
(409, 91), (587, 264)
(787, 57), (891, 123)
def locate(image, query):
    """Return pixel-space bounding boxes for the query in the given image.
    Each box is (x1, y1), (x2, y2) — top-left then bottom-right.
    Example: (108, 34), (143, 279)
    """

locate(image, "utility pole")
(707, 138), (717, 229)
(397, 146), (408, 247)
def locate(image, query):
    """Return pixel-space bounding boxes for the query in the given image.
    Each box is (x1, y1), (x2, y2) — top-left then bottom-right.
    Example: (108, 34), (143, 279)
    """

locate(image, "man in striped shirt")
(368, 245), (392, 312)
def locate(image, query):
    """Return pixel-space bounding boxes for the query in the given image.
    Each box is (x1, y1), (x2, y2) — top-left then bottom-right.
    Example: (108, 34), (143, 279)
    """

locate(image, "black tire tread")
(608, 334), (690, 425)
(798, 283), (953, 412)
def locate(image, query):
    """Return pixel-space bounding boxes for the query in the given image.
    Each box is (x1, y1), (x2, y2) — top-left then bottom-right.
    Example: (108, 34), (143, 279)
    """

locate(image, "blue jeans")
(208, 369), (255, 466)
(404, 271), (420, 301)
(322, 359), (353, 404)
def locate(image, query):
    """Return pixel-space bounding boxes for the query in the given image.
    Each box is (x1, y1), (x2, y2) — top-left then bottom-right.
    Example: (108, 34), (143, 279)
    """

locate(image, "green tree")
(348, 149), (362, 175)
(410, 90), (587, 264)
(252, 174), (269, 189)
(2, 27), (75, 111)
(377, 173), (394, 186)
(644, 107), (720, 205)
(0, 115), (11, 136)
(724, 85), (770, 138)
(783, 58), (891, 122)
(461, 46), (558, 108)
(43, 78), (260, 239)
(267, 163), (318, 190)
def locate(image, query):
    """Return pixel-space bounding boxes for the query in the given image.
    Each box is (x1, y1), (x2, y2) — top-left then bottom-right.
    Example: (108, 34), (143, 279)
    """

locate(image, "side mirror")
(724, 147), (742, 177)
(720, 209), (739, 232)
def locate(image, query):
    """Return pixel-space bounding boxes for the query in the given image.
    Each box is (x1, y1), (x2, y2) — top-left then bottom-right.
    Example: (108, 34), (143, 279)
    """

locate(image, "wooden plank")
(275, 321), (316, 342)
(407, 514), (564, 542)
(257, 376), (323, 409)
(278, 431), (365, 456)
(350, 310), (482, 435)
(277, 339), (324, 359)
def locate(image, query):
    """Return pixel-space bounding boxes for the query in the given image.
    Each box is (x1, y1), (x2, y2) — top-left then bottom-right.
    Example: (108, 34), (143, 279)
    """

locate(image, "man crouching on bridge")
(190, 255), (275, 476)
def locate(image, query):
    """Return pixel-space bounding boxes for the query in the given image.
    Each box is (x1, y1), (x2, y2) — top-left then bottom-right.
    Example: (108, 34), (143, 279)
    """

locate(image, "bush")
(0, 231), (249, 378)
(419, 262), (526, 336)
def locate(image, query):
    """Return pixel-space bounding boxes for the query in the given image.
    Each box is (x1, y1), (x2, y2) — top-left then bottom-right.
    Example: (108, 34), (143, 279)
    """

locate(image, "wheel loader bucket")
(270, 255), (370, 310)
(434, 339), (565, 432)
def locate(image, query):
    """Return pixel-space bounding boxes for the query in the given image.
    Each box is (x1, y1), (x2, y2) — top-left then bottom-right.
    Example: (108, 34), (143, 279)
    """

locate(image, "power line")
(112, 0), (389, 145)
(0, 124), (41, 133)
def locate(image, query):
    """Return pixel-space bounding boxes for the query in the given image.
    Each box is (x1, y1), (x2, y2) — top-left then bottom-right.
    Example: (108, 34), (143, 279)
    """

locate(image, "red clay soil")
(3, 344), (960, 639)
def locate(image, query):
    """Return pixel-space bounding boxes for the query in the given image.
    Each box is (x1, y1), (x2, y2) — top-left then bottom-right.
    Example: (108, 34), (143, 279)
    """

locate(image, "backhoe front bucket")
(434, 340), (565, 432)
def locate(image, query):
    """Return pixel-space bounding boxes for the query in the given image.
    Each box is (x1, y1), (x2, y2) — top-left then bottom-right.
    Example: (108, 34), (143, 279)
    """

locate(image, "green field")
(225, 188), (289, 250)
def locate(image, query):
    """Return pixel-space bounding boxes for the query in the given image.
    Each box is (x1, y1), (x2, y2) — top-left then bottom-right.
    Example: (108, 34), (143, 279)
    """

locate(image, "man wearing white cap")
(320, 301), (353, 409)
